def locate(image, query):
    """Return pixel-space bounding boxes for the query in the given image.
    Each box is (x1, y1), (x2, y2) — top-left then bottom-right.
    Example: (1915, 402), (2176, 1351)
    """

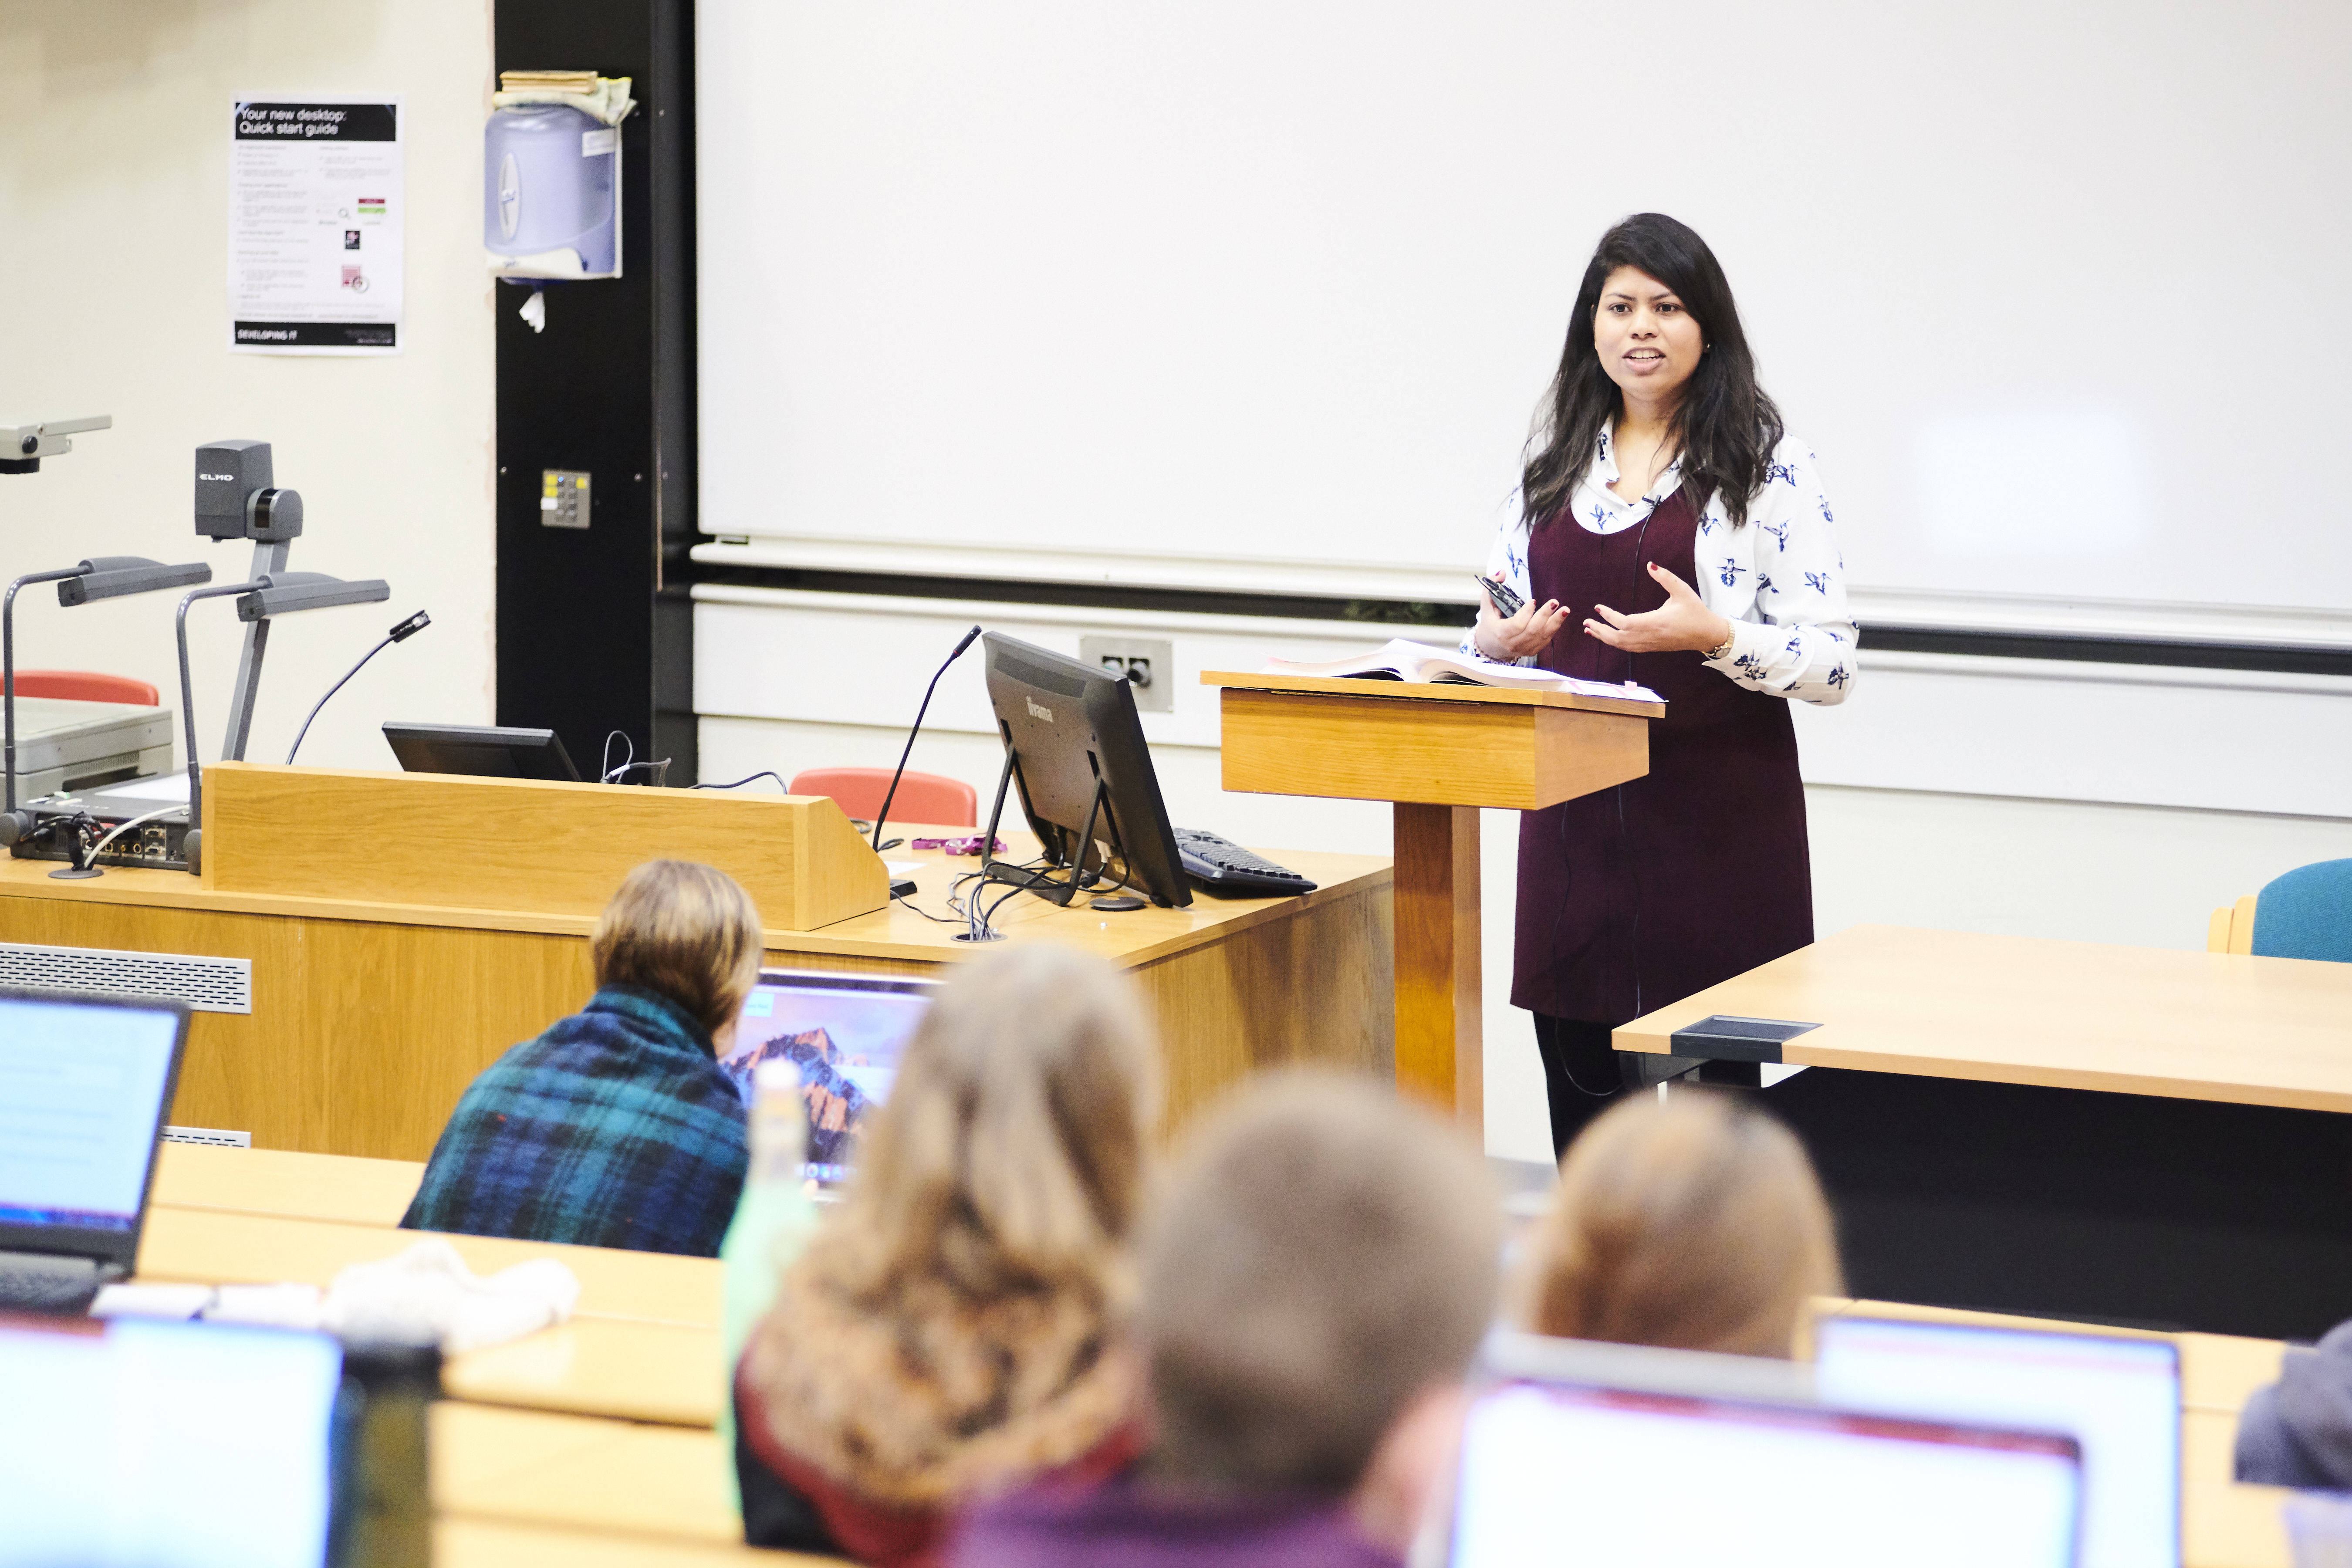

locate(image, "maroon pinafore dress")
(1513, 484), (1813, 1027)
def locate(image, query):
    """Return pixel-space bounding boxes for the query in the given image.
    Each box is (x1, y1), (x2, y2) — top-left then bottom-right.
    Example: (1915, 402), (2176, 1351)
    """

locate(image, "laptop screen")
(1815, 1316), (2180, 1568)
(720, 969), (939, 1183)
(1451, 1380), (2081, 1568)
(0, 992), (185, 1244)
(0, 1316), (343, 1568)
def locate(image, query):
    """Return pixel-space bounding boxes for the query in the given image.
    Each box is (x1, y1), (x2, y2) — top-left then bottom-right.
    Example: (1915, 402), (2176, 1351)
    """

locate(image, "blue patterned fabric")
(402, 985), (749, 1257)
(2252, 859), (2352, 965)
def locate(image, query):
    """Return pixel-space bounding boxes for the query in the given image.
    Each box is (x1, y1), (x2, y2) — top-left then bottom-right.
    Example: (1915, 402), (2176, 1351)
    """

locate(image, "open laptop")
(719, 969), (940, 1186)
(0, 988), (191, 1312)
(1815, 1315), (2180, 1568)
(0, 1314), (344, 1568)
(1448, 1331), (2083, 1568)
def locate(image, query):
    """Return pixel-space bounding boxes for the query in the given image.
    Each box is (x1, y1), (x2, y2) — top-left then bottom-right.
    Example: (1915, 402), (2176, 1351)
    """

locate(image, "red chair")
(788, 767), (978, 828)
(6, 670), (160, 705)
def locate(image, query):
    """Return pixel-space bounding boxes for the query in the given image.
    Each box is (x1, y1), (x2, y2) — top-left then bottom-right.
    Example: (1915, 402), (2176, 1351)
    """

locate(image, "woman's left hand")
(1584, 562), (1734, 654)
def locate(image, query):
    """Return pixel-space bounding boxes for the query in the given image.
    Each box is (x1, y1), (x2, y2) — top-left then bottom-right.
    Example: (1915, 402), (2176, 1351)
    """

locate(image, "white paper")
(885, 860), (924, 878)
(206, 1282), (326, 1329)
(102, 774), (190, 804)
(229, 99), (404, 355)
(89, 1283), (214, 1321)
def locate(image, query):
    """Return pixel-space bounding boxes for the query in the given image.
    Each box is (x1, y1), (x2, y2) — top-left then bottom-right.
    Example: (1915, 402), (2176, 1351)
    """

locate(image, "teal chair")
(2236, 859), (2352, 963)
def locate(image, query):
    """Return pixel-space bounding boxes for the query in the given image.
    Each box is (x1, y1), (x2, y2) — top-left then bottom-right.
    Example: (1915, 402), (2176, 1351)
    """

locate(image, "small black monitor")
(980, 632), (1190, 908)
(381, 722), (580, 781)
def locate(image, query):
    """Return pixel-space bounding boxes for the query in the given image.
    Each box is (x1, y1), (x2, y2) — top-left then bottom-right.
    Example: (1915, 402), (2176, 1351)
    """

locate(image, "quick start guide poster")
(228, 100), (404, 355)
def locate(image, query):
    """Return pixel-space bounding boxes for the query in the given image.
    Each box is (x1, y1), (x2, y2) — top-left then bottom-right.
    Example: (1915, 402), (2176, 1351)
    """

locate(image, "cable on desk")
(691, 771), (791, 793)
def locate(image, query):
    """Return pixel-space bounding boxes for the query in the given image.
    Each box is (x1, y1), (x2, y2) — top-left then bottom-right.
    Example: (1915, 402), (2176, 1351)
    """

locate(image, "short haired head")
(591, 859), (764, 1041)
(813, 940), (1160, 1307)
(1517, 1089), (1841, 1358)
(1139, 1072), (1500, 1494)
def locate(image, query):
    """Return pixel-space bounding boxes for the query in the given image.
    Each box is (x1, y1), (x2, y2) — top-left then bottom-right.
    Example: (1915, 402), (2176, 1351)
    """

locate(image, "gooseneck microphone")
(869, 624), (983, 858)
(1, 566), (91, 832)
(285, 611), (431, 766)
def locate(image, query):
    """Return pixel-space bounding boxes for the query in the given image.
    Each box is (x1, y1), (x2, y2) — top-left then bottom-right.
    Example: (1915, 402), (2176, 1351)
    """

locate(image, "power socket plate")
(1078, 635), (1174, 712)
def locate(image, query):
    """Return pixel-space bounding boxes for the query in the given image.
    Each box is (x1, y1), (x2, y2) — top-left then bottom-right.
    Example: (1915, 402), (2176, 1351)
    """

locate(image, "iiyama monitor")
(978, 632), (1190, 908)
(381, 722), (580, 782)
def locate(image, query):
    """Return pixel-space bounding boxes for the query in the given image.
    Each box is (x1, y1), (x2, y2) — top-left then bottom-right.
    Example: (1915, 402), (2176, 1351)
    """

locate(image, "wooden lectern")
(199, 762), (889, 929)
(1201, 672), (1662, 1125)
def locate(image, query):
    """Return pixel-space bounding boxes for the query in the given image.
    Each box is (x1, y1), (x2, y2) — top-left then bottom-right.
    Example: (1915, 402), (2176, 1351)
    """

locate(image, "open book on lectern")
(1263, 639), (1665, 706)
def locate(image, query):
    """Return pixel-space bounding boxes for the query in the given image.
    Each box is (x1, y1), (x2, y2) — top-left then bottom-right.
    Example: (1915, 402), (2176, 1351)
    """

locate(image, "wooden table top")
(0, 822), (1387, 966)
(135, 1207), (722, 1328)
(436, 1517), (838, 1568)
(1200, 668), (1666, 718)
(152, 1142), (424, 1227)
(434, 1403), (749, 1549)
(443, 1315), (723, 1428)
(1616, 924), (2352, 1114)
(793, 831), (1389, 967)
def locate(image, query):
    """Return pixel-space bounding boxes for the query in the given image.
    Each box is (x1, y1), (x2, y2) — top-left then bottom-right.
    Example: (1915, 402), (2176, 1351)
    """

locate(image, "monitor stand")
(975, 747), (1131, 913)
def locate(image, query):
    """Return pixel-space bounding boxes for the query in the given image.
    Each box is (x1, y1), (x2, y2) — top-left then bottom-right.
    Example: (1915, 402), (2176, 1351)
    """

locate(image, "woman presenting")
(1468, 213), (1853, 1158)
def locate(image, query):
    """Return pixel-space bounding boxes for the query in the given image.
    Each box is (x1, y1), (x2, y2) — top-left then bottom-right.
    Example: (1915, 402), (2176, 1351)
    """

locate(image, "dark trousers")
(1532, 1014), (1632, 1161)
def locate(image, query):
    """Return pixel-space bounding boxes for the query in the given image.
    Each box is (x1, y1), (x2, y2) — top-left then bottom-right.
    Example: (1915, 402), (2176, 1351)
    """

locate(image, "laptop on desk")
(1814, 1315), (2180, 1568)
(0, 987), (190, 1312)
(720, 968), (939, 1188)
(1445, 1330), (2084, 1568)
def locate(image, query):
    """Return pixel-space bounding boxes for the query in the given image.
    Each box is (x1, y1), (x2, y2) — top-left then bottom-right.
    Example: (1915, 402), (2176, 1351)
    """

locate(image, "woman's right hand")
(1473, 574), (1570, 661)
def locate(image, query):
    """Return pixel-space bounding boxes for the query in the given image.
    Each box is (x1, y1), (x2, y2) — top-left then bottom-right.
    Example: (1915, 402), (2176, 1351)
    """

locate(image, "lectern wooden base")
(1206, 671), (1662, 1127)
(1394, 802), (1481, 1117)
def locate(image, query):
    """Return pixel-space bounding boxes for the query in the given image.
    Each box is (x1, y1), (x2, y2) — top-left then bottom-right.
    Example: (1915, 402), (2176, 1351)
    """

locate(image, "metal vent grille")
(0, 941), (251, 1014)
(161, 1126), (251, 1148)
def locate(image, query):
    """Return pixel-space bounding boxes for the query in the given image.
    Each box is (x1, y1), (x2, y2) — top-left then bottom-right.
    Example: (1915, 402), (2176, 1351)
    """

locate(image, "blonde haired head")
(1517, 1088), (1841, 1358)
(743, 942), (1161, 1501)
(590, 859), (763, 1040)
(825, 939), (1160, 1304)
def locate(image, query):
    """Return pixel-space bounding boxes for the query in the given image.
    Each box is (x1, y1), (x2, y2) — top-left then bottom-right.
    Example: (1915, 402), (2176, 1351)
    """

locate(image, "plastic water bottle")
(718, 1058), (819, 1515)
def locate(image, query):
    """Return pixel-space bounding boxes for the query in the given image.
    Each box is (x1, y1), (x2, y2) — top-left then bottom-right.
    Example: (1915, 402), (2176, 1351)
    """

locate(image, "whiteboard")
(697, 0), (2352, 614)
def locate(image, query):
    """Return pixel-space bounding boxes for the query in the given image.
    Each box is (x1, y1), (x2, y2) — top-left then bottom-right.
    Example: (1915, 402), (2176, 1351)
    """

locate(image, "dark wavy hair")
(1522, 213), (1783, 529)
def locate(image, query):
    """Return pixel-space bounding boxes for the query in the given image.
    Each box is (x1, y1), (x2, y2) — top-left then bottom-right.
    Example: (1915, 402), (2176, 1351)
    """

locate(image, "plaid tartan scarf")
(402, 985), (750, 1257)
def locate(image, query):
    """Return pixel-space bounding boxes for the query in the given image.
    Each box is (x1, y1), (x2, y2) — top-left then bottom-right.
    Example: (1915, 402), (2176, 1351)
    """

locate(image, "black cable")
(890, 892), (963, 925)
(869, 624), (983, 855)
(691, 771), (791, 793)
(286, 635), (389, 764)
(284, 612), (429, 766)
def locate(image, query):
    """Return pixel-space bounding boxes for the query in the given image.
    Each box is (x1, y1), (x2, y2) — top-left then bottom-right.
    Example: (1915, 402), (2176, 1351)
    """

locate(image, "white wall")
(0, 0), (495, 774)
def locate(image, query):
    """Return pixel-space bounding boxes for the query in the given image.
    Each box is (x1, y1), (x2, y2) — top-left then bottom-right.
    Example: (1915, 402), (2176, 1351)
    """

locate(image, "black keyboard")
(1174, 828), (1317, 895)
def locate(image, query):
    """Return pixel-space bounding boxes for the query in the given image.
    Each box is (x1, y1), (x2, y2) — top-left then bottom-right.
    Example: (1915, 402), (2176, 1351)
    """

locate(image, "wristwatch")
(1704, 626), (1737, 661)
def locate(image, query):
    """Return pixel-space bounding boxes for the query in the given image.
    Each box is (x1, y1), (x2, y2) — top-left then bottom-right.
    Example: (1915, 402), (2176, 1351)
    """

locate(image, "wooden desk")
(444, 1316), (722, 1427)
(1621, 926), (2352, 1340)
(142, 1149), (728, 1426)
(135, 1207), (722, 1328)
(1617, 925), (2352, 1112)
(152, 1142), (422, 1227)
(434, 1403), (743, 1547)
(1, 821), (1389, 1159)
(139, 1168), (2302, 1568)
(436, 1518), (836, 1567)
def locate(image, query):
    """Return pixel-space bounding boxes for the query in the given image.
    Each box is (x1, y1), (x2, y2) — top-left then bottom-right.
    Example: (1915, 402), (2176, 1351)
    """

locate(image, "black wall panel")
(493, 0), (696, 782)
